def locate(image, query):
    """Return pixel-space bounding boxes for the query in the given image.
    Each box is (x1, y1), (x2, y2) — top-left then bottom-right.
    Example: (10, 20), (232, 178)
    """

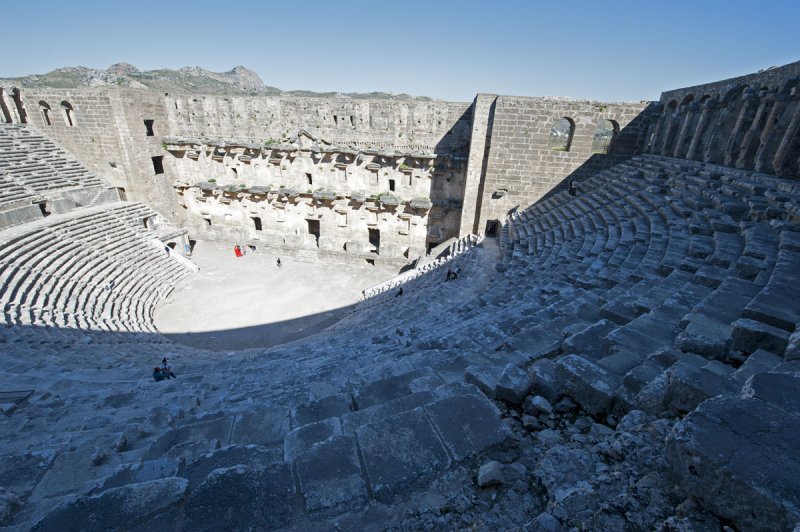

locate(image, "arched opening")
(39, 101), (52, 126)
(0, 88), (13, 123)
(705, 86), (745, 163)
(549, 117), (575, 151)
(591, 119), (619, 154)
(11, 88), (26, 123)
(61, 101), (76, 127)
(661, 99), (684, 154)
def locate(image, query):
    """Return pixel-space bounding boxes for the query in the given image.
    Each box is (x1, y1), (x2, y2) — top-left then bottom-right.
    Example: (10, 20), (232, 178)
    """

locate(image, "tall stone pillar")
(657, 108), (679, 156)
(686, 99), (716, 161)
(754, 94), (790, 173)
(771, 97), (800, 176)
(460, 94), (497, 237)
(723, 89), (759, 167)
(673, 102), (700, 159)
(735, 92), (774, 169)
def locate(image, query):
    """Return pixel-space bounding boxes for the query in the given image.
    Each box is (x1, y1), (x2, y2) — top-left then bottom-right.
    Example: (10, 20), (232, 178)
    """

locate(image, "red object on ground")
(234, 245), (242, 257)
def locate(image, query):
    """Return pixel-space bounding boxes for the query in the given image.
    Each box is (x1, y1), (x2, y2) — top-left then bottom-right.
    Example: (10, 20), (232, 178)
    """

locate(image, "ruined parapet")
(647, 60), (800, 179)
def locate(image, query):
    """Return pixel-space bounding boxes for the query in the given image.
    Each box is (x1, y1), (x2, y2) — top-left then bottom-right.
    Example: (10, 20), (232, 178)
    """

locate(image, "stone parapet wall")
(646, 60), (800, 179)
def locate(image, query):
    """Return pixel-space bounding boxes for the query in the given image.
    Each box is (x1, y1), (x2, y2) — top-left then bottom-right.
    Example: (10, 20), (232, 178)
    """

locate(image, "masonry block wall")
(2, 80), (661, 263)
(647, 60), (800, 179)
(165, 95), (474, 152)
(466, 96), (648, 233)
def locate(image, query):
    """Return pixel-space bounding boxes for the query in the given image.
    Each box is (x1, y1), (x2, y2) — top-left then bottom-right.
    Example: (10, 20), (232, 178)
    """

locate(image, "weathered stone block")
(465, 365), (502, 398)
(284, 417), (342, 462)
(529, 358), (561, 402)
(183, 463), (293, 530)
(666, 394), (800, 531)
(665, 362), (737, 414)
(554, 354), (621, 416)
(495, 363), (533, 404)
(34, 478), (188, 531)
(230, 407), (291, 447)
(356, 408), (450, 502)
(295, 435), (368, 517)
(674, 314), (732, 359)
(425, 393), (511, 461)
(731, 318), (791, 355)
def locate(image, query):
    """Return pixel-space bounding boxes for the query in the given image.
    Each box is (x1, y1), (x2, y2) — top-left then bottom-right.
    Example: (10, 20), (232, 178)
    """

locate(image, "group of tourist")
(233, 246), (284, 269)
(152, 357), (177, 381)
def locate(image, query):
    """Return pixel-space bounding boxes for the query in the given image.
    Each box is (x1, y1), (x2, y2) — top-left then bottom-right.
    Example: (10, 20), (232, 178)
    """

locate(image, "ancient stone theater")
(0, 59), (799, 530)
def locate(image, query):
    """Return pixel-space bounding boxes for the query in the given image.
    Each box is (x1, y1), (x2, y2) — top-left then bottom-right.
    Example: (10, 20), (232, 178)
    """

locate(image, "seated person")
(161, 357), (177, 379)
(153, 367), (165, 382)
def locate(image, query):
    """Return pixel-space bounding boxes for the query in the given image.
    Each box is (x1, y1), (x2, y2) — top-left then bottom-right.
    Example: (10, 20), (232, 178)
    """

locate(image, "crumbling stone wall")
(647, 60), (800, 179)
(164, 95), (473, 153)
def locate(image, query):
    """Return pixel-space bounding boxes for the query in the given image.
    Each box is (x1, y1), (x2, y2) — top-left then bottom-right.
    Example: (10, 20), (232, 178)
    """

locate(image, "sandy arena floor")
(153, 243), (397, 350)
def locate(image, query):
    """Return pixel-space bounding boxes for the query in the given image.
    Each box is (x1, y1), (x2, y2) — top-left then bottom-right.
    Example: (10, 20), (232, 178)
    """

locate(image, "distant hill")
(0, 63), (432, 100)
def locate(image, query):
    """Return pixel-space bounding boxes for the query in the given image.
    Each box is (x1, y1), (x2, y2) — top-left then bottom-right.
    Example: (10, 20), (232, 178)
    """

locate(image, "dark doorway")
(152, 156), (164, 175)
(116, 187), (127, 201)
(307, 219), (320, 245)
(368, 228), (380, 254)
(37, 202), (50, 217)
(252, 217), (262, 231)
(144, 119), (155, 136)
(189, 239), (197, 252)
(365, 258), (375, 266)
(485, 219), (499, 237)
(389, 179), (395, 192)
(306, 173), (313, 186)
(427, 241), (440, 254)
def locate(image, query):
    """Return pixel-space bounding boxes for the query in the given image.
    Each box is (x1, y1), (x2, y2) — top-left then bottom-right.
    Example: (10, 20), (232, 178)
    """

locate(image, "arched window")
(61, 100), (76, 127)
(591, 119), (620, 154)
(549, 117), (575, 151)
(39, 101), (52, 126)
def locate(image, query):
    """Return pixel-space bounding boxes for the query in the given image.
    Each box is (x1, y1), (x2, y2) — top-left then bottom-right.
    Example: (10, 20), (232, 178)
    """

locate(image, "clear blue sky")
(4, 0), (798, 102)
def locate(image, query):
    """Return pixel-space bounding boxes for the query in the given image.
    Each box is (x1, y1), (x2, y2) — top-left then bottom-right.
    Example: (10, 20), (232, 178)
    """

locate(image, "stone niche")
(166, 130), (464, 265)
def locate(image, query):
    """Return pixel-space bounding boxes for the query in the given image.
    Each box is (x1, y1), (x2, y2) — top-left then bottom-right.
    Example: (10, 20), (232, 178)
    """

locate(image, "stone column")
(686, 99), (716, 161)
(657, 107), (680, 156)
(723, 90), (759, 167)
(771, 97), (800, 176)
(754, 94), (790, 173)
(735, 92), (774, 169)
(673, 102), (701, 159)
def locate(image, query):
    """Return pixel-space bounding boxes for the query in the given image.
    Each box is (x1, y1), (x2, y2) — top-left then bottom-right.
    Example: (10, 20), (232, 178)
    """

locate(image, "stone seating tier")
(1, 154), (799, 529)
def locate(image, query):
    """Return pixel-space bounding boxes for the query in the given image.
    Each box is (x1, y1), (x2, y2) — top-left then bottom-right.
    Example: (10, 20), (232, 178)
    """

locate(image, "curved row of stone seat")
(0, 202), (194, 338)
(354, 234), (483, 312)
(359, 234), (482, 303)
(492, 155), (799, 419)
(2, 154), (799, 529)
(0, 124), (104, 207)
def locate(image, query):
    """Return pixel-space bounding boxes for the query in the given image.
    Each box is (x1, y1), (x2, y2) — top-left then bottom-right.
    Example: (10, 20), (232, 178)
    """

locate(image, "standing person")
(153, 367), (165, 382)
(234, 245), (242, 258)
(276, 257), (282, 269)
(568, 180), (577, 196)
(161, 357), (176, 379)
